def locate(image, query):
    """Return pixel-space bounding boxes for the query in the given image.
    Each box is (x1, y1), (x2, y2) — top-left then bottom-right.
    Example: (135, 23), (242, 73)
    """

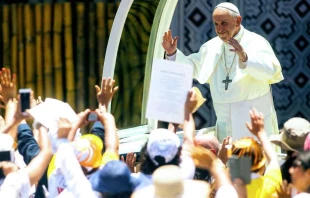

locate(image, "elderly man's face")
(212, 8), (241, 42)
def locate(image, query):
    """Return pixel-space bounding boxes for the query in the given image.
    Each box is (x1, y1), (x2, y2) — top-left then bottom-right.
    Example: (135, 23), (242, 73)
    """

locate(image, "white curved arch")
(102, 0), (134, 79)
(101, 0), (180, 148)
(141, 0), (179, 129)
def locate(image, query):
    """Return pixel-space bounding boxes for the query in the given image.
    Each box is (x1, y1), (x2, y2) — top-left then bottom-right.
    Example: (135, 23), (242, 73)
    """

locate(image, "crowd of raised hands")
(0, 67), (309, 198)
(0, 68), (121, 197)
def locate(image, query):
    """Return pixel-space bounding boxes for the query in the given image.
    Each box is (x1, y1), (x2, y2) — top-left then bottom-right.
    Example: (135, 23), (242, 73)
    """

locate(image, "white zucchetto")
(215, 2), (240, 15)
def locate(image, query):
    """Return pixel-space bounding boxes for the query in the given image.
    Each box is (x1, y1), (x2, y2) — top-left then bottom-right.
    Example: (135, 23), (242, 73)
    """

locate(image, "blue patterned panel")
(171, 0), (310, 129)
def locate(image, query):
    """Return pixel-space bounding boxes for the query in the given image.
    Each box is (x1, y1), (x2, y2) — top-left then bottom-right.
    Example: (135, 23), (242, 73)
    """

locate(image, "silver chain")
(223, 47), (237, 77)
(222, 28), (245, 77)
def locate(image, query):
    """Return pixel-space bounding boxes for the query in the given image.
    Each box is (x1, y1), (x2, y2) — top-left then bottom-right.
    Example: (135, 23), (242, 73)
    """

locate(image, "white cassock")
(167, 25), (284, 142)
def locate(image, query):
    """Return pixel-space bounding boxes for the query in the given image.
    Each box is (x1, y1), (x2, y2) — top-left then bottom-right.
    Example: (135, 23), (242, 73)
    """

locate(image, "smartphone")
(87, 111), (98, 122)
(0, 150), (15, 179)
(0, 150), (15, 162)
(228, 155), (251, 184)
(19, 88), (31, 115)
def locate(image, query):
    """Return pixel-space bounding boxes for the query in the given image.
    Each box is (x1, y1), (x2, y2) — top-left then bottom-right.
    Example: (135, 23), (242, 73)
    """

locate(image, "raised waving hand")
(162, 30), (179, 56)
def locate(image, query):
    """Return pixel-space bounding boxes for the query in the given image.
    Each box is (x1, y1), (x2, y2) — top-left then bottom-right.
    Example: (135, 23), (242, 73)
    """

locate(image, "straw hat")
(270, 117), (310, 152)
(132, 165), (210, 198)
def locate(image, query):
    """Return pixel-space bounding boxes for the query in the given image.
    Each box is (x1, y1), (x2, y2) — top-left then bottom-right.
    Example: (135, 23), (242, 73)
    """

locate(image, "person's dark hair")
(194, 168), (212, 182)
(139, 142), (182, 175)
(101, 191), (132, 198)
(280, 151), (296, 183)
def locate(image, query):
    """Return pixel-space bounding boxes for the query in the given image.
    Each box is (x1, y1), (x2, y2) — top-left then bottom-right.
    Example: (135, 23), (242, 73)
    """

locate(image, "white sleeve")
(215, 185), (238, 198)
(241, 38), (282, 82)
(238, 59), (248, 69)
(0, 169), (31, 198)
(179, 154), (196, 180)
(165, 53), (177, 61)
(56, 143), (97, 198)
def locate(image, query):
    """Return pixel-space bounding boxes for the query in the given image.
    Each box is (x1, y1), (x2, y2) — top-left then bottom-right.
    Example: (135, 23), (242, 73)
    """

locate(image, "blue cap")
(89, 160), (139, 194)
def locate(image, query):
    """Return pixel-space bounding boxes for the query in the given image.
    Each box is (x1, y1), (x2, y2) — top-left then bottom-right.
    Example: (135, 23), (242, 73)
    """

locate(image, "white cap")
(215, 2), (240, 15)
(147, 129), (181, 166)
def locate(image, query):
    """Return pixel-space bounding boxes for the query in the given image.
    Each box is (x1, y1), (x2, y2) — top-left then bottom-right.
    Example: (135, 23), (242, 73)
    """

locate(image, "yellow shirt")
(101, 150), (119, 165)
(246, 163), (282, 198)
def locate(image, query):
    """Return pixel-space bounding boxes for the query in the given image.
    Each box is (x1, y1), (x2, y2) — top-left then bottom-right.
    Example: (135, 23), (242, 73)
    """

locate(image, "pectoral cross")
(222, 75), (232, 90)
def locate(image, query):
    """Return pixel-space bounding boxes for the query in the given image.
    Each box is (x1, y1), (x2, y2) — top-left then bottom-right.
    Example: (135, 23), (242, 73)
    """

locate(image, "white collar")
(234, 25), (244, 41)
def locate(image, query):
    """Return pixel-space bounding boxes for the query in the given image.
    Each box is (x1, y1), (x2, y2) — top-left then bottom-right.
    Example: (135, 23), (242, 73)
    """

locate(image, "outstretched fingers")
(172, 36), (179, 45)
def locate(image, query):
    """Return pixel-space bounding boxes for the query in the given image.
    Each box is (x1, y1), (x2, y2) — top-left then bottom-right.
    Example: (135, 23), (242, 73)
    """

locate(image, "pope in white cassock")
(162, 2), (284, 142)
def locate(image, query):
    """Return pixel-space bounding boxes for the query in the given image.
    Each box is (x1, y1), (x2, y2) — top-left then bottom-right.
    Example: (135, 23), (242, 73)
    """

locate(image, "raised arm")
(2, 91), (35, 140)
(246, 108), (278, 165)
(0, 68), (21, 138)
(26, 125), (52, 186)
(162, 30), (179, 56)
(182, 90), (197, 145)
(95, 77), (118, 111)
(1, 99), (21, 137)
(162, 31), (209, 84)
(67, 109), (90, 141)
(96, 109), (119, 154)
(190, 146), (239, 197)
(0, 68), (17, 106)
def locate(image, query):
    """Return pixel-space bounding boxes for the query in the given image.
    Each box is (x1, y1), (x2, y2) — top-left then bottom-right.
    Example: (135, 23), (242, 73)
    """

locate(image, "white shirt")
(294, 193), (310, 198)
(0, 169), (31, 198)
(215, 184), (239, 198)
(55, 143), (97, 198)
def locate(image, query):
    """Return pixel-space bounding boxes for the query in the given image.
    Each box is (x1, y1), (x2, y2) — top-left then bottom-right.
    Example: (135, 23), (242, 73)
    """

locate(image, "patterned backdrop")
(171, 0), (310, 129)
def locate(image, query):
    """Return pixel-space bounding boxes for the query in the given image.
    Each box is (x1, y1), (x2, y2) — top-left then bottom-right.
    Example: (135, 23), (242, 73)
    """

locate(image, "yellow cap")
(73, 134), (104, 168)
